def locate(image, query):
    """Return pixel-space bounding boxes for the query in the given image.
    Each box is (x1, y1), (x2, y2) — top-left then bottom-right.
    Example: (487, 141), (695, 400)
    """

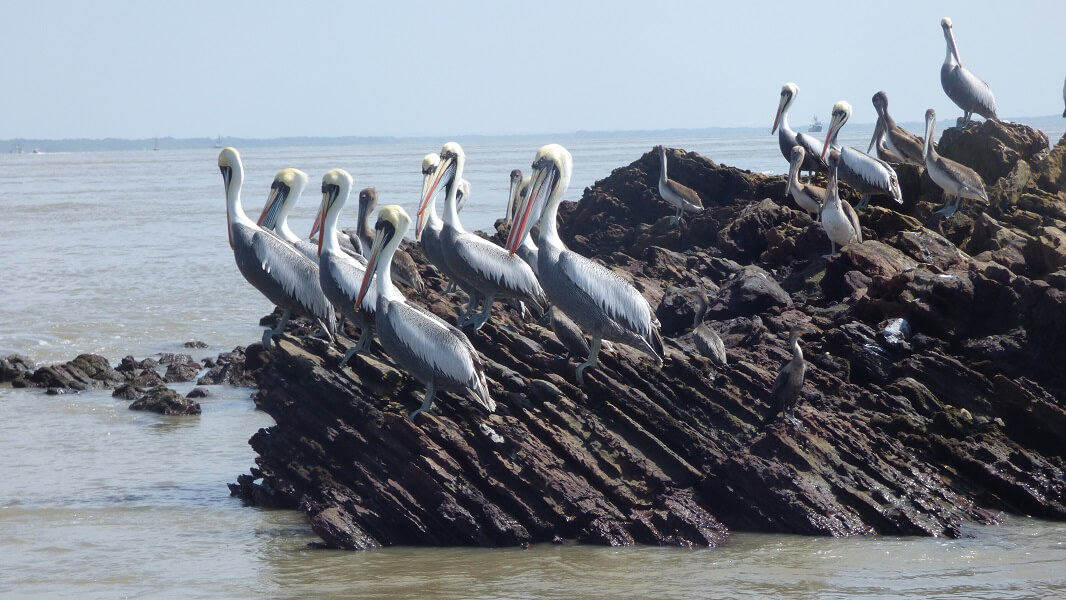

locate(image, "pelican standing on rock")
(421, 142), (546, 330)
(772, 83), (826, 177)
(821, 101), (902, 210)
(656, 145), (703, 225)
(923, 108), (989, 217)
(870, 91), (924, 166)
(867, 120), (906, 164)
(507, 144), (664, 385)
(256, 168), (319, 262)
(768, 326), (811, 430)
(314, 169), (383, 365)
(940, 17), (997, 126)
(821, 150), (863, 256)
(681, 289), (727, 369)
(218, 147), (336, 348)
(416, 153), (469, 295)
(786, 146), (825, 219)
(355, 205), (494, 420)
(356, 187), (425, 294)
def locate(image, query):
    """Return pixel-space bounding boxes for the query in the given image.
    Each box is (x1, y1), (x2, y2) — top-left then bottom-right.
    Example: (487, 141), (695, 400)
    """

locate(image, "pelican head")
(506, 143), (572, 254)
(312, 168), (353, 256)
(456, 179), (470, 213)
(772, 82), (799, 134)
(505, 168), (523, 226)
(941, 17), (961, 65)
(821, 101), (853, 159)
(786, 145), (805, 196)
(356, 204), (410, 310)
(417, 142), (463, 235)
(871, 91), (888, 117)
(923, 108), (938, 159)
(416, 153), (442, 240)
(359, 187), (378, 220)
(218, 147), (241, 193)
(258, 168), (308, 228)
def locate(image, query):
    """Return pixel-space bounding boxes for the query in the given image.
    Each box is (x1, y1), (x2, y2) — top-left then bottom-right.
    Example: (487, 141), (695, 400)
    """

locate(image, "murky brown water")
(2, 126), (1064, 597)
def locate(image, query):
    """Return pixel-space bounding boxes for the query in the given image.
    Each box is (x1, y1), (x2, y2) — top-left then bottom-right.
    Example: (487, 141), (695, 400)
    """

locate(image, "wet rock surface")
(128, 385), (201, 415)
(226, 125), (1066, 550)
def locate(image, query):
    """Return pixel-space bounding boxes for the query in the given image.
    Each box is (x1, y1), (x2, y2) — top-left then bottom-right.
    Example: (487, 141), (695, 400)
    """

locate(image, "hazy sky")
(5, 0), (1063, 139)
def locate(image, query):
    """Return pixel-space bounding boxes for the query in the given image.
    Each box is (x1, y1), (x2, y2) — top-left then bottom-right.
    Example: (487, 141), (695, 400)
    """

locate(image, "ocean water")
(1, 119), (1064, 598)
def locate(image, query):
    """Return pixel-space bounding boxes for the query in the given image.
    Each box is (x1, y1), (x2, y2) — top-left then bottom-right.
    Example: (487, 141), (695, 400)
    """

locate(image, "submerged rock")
(232, 124), (1066, 550)
(129, 386), (201, 415)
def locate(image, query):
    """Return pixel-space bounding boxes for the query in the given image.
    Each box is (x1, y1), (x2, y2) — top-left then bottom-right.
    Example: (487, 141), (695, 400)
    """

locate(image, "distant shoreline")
(4, 115), (1063, 154)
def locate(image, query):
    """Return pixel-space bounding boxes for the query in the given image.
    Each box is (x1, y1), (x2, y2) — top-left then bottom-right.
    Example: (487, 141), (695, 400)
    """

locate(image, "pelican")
(786, 146), (825, 220)
(772, 83), (826, 176)
(940, 17), (997, 126)
(356, 187), (425, 294)
(254, 168), (320, 262)
(1062, 75), (1065, 118)
(656, 145), (704, 224)
(821, 150), (863, 256)
(870, 91), (924, 166)
(768, 326), (811, 430)
(507, 144), (664, 385)
(421, 142), (546, 330)
(314, 169), (385, 366)
(218, 147), (336, 348)
(680, 289), (727, 369)
(867, 120), (906, 164)
(355, 204), (494, 420)
(416, 153), (469, 295)
(504, 170), (539, 277)
(821, 101), (902, 210)
(923, 109), (989, 217)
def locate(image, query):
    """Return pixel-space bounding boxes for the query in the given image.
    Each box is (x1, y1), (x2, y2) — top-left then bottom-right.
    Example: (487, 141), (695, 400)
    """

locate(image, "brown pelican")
(768, 326), (811, 430)
(867, 120), (906, 164)
(507, 144), (664, 385)
(869, 91), (924, 166)
(421, 142), (546, 330)
(656, 145), (704, 224)
(772, 83), (826, 176)
(821, 101), (902, 210)
(681, 289), (727, 369)
(256, 168), (320, 262)
(355, 204), (494, 420)
(821, 150), (862, 256)
(355, 187), (425, 294)
(786, 146), (825, 219)
(940, 17), (997, 126)
(923, 109), (989, 217)
(218, 147), (336, 348)
(315, 169), (384, 365)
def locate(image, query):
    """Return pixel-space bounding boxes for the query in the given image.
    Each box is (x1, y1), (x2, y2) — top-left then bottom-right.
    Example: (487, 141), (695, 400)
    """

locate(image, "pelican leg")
(823, 241), (838, 258)
(338, 330), (370, 367)
(470, 294), (496, 331)
(854, 194), (871, 210)
(263, 308), (292, 348)
(409, 382), (437, 421)
(933, 196), (959, 217)
(456, 293), (481, 326)
(575, 336), (603, 385)
(670, 206), (682, 226)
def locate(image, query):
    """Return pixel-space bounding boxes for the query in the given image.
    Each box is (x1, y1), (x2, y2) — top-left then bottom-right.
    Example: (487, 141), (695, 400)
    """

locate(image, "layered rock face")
(230, 124), (1066, 549)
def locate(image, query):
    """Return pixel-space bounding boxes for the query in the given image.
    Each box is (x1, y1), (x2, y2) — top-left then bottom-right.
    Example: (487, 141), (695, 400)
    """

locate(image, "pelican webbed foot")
(574, 337), (603, 385)
(408, 383), (437, 421)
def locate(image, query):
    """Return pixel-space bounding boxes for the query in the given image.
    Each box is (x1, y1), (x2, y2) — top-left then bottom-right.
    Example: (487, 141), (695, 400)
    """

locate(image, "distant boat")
(808, 116), (823, 133)
(153, 138), (159, 151)
(213, 136), (222, 148)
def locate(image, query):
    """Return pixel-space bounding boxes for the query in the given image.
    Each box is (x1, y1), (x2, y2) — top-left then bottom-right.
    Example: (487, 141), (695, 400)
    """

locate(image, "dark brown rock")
(129, 386), (201, 415)
(0, 354), (34, 383)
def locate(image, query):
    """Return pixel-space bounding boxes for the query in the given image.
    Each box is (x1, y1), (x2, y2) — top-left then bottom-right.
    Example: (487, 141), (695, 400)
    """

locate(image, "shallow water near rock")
(2, 122), (1065, 597)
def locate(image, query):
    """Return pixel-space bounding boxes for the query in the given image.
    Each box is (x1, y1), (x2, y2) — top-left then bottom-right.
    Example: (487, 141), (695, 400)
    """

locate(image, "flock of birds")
(216, 17), (1052, 428)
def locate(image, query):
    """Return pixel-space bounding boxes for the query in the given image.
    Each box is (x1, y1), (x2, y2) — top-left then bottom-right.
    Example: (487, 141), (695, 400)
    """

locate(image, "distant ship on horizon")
(808, 115), (823, 133)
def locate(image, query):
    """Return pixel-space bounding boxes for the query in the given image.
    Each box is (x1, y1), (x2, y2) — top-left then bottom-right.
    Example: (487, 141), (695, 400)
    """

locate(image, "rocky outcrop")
(128, 385), (201, 415)
(230, 123), (1066, 550)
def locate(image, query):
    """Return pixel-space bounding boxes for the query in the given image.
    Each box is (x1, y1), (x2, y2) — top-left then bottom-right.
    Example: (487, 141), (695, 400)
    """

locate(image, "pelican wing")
(842, 200), (863, 244)
(795, 132), (827, 170)
(839, 146), (902, 202)
(326, 253), (379, 314)
(252, 230), (335, 324)
(387, 300), (494, 411)
(944, 65), (997, 119)
(454, 234), (543, 297)
(558, 251), (655, 339)
(931, 155), (988, 201)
